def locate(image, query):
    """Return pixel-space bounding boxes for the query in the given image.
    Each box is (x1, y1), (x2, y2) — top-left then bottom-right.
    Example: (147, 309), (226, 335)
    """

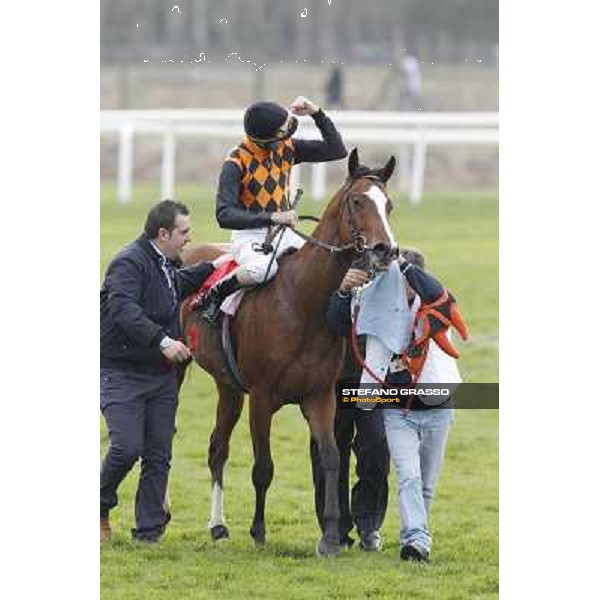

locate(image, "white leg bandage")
(208, 482), (226, 529)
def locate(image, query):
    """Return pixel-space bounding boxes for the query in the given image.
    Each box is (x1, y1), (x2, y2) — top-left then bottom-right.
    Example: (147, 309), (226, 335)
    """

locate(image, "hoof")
(316, 537), (340, 558)
(250, 525), (266, 546)
(210, 524), (230, 542)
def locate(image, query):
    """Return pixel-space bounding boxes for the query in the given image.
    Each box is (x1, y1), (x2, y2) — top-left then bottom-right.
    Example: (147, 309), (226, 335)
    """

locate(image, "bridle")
(255, 174), (396, 286)
(290, 174), (392, 257)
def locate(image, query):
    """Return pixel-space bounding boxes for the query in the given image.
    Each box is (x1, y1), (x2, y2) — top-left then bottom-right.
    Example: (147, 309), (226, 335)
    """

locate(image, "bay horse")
(180, 148), (398, 557)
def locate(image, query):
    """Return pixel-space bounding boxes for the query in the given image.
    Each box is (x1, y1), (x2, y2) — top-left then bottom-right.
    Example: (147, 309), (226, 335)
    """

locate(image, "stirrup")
(200, 297), (222, 325)
(200, 306), (222, 325)
(196, 288), (220, 322)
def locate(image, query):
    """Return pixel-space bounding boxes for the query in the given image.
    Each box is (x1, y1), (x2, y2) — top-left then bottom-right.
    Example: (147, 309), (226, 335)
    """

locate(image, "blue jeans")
(383, 408), (453, 553)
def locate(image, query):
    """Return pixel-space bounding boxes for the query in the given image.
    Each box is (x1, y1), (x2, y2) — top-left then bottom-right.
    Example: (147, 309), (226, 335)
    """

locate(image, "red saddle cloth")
(189, 259), (238, 310)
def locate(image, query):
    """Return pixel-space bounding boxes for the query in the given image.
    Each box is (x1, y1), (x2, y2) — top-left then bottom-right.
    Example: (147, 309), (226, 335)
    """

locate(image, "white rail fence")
(100, 110), (498, 205)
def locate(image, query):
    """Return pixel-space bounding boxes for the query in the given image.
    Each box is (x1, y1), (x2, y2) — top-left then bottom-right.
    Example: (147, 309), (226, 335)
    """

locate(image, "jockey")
(200, 95), (348, 323)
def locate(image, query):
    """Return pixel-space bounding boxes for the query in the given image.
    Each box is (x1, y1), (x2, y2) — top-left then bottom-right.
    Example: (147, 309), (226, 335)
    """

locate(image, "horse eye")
(352, 195), (362, 207)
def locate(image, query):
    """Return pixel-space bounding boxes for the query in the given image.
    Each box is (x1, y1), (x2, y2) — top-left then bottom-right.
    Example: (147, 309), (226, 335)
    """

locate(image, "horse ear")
(379, 156), (396, 183)
(348, 147), (359, 178)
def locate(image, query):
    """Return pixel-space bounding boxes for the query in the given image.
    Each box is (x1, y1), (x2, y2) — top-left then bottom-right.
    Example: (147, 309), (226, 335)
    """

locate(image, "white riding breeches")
(230, 227), (305, 284)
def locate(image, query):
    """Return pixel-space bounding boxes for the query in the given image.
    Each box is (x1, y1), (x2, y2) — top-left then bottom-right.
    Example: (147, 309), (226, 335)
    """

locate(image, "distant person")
(325, 65), (344, 109)
(100, 200), (223, 543)
(369, 50), (424, 111)
(400, 52), (422, 111)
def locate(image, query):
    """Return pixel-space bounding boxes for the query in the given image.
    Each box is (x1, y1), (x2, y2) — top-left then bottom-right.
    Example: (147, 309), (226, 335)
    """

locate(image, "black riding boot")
(200, 275), (242, 324)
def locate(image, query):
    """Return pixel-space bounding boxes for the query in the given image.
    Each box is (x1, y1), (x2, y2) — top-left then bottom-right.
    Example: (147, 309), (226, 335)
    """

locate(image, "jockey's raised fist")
(290, 96), (320, 116)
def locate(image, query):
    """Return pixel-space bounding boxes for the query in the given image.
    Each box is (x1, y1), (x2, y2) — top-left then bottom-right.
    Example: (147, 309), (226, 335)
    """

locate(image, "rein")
(255, 175), (385, 257)
(289, 222), (365, 254)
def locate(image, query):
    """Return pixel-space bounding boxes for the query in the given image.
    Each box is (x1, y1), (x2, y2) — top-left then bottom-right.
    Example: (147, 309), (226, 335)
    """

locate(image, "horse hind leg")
(248, 391), (275, 547)
(207, 381), (244, 541)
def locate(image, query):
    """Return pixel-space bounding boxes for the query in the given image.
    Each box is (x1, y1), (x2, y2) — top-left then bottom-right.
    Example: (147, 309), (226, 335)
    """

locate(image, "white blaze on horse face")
(208, 482), (226, 529)
(366, 185), (396, 247)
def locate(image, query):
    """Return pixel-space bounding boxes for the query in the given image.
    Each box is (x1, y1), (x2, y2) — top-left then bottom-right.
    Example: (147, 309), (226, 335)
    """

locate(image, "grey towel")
(355, 261), (413, 354)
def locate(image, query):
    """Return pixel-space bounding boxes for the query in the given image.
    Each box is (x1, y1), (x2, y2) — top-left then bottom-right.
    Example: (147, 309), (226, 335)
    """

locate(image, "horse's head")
(336, 148), (398, 272)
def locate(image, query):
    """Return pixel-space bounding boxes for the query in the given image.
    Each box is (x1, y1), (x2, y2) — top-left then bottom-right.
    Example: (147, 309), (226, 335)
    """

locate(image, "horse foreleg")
(302, 392), (341, 558)
(207, 381), (244, 541)
(249, 391), (275, 546)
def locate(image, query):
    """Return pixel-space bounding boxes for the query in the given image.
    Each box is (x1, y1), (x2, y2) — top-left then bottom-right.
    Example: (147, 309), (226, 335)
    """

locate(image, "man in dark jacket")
(100, 200), (219, 543)
(199, 95), (347, 323)
(310, 267), (390, 552)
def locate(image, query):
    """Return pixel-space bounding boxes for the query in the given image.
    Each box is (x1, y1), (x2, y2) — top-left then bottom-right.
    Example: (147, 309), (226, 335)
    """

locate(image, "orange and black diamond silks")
(225, 137), (295, 214)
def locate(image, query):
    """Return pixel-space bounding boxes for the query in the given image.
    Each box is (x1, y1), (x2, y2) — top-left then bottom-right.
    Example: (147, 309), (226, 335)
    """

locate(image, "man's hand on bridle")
(340, 268), (370, 294)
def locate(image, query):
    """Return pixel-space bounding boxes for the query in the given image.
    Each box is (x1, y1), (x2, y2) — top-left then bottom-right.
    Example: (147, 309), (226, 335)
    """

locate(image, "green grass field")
(100, 185), (498, 600)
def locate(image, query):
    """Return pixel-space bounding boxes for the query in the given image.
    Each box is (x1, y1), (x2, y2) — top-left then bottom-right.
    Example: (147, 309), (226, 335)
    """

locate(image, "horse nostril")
(373, 242), (391, 257)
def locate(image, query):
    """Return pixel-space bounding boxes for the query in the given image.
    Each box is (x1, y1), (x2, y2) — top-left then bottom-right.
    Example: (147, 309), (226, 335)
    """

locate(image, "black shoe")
(199, 276), (241, 325)
(359, 530), (382, 552)
(340, 534), (355, 549)
(400, 544), (429, 562)
(200, 288), (223, 324)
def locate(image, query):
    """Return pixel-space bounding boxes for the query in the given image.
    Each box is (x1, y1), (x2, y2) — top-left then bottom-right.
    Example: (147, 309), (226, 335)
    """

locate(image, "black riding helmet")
(244, 101), (298, 143)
